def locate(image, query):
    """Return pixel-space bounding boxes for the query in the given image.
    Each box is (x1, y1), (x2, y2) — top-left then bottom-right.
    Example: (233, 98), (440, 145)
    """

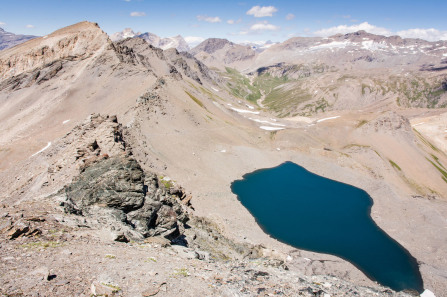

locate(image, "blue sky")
(1, 0), (447, 46)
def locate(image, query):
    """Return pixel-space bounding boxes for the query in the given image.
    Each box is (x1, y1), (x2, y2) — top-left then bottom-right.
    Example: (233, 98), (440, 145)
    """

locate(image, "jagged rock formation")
(111, 28), (190, 52)
(63, 155), (188, 242)
(110, 37), (219, 84)
(0, 27), (37, 51)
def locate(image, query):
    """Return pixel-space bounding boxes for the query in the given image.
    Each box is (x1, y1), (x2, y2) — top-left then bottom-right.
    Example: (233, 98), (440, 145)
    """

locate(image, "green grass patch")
(185, 91), (206, 109)
(343, 144), (371, 150)
(356, 120), (368, 128)
(101, 283), (121, 293)
(159, 176), (174, 189)
(413, 129), (440, 152)
(20, 241), (63, 250)
(430, 154), (447, 171)
(145, 257), (157, 262)
(173, 268), (190, 277)
(426, 157), (447, 183)
(389, 160), (402, 171)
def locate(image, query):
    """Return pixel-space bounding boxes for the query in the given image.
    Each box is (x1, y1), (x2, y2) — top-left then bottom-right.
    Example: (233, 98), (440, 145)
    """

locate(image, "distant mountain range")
(0, 27), (37, 51)
(191, 30), (447, 72)
(110, 28), (190, 52)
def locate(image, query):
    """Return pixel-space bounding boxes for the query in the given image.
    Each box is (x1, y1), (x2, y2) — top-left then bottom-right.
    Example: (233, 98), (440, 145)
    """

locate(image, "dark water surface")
(231, 162), (423, 292)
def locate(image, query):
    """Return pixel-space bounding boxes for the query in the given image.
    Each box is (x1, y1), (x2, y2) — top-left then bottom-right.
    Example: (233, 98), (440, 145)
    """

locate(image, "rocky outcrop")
(360, 111), (413, 136)
(252, 62), (329, 79)
(0, 60), (63, 91)
(63, 154), (188, 242)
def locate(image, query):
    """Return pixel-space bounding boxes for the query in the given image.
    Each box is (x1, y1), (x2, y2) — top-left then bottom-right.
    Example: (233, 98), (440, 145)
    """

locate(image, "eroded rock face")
(0, 21), (111, 80)
(63, 155), (188, 241)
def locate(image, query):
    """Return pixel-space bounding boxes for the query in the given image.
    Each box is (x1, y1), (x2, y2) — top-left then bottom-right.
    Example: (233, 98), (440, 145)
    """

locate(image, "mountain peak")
(110, 28), (189, 52)
(191, 38), (233, 55)
(0, 21), (110, 79)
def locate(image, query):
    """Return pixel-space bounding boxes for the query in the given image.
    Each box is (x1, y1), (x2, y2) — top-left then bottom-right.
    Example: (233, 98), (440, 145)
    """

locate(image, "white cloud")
(250, 21), (279, 31)
(286, 13), (295, 21)
(246, 6), (278, 18)
(397, 28), (447, 41)
(0, 22), (5, 26)
(185, 36), (205, 47)
(239, 21), (280, 35)
(26, 24), (35, 28)
(314, 22), (392, 37)
(124, 0), (131, 2)
(197, 15), (222, 23)
(227, 18), (242, 25)
(130, 11), (146, 17)
(314, 21), (447, 42)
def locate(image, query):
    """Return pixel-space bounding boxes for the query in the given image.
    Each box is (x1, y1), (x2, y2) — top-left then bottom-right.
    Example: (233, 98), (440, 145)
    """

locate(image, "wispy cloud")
(26, 24), (35, 28)
(185, 36), (205, 47)
(0, 22), (5, 26)
(124, 0), (131, 2)
(246, 6), (277, 18)
(227, 18), (242, 25)
(239, 21), (280, 35)
(314, 22), (391, 37)
(197, 15), (222, 23)
(130, 11), (146, 17)
(286, 13), (295, 21)
(314, 22), (447, 42)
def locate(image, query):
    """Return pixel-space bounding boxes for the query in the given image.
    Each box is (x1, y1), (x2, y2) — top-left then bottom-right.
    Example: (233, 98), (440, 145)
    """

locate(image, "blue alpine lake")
(231, 162), (423, 293)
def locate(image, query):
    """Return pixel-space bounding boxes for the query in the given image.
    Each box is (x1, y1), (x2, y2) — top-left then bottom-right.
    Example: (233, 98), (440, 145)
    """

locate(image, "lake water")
(231, 161), (423, 293)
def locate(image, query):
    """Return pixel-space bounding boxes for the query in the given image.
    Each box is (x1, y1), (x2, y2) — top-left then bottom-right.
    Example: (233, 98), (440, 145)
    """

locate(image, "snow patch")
(412, 122), (425, 127)
(362, 40), (388, 51)
(62, 120), (70, 124)
(249, 118), (286, 126)
(420, 289), (436, 297)
(309, 41), (353, 51)
(231, 107), (260, 115)
(260, 126), (285, 131)
(31, 142), (51, 157)
(220, 149), (226, 153)
(211, 87), (219, 92)
(245, 104), (255, 109)
(317, 116), (340, 123)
